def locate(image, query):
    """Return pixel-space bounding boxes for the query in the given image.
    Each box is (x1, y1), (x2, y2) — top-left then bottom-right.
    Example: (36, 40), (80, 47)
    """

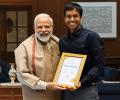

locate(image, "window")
(0, 6), (32, 62)
(7, 11), (29, 51)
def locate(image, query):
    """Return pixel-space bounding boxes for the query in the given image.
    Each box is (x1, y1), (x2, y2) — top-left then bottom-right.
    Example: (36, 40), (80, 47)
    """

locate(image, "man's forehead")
(38, 23), (51, 26)
(36, 17), (52, 25)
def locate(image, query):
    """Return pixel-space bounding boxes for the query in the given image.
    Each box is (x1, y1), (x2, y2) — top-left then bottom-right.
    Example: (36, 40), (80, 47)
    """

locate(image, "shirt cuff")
(37, 80), (47, 90)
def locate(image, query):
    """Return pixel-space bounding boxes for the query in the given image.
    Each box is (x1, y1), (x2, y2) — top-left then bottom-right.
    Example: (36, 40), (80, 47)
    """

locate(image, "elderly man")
(14, 13), (65, 100)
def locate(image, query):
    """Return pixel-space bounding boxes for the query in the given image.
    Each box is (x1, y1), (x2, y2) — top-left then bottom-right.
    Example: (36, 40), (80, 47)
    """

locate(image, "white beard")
(35, 32), (52, 43)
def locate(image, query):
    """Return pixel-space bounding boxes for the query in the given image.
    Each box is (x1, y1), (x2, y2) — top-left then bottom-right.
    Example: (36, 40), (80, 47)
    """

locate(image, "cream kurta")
(14, 34), (60, 100)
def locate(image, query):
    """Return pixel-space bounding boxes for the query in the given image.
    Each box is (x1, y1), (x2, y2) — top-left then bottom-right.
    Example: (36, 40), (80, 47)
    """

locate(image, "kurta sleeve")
(14, 44), (47, 90)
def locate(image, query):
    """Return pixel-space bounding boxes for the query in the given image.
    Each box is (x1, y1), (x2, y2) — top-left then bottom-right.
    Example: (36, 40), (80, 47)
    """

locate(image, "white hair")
(34, 13), (53, 26)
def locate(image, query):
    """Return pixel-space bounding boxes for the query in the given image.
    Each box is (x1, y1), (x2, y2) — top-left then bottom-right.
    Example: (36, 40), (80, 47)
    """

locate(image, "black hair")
(64, 2), (83, 17)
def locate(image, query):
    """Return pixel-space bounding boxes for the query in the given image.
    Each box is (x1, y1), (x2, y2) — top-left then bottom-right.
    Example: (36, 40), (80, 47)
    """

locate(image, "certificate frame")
(53, 52), (87, 88)
(75, 2), (117, 38)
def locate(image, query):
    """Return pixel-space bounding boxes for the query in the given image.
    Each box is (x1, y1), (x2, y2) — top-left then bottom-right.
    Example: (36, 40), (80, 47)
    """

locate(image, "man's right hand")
(46, 82), (67, 91)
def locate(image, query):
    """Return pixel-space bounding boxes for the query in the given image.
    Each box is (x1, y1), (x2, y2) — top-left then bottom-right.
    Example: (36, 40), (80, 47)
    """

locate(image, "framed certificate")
(53, 52), (87, 88)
